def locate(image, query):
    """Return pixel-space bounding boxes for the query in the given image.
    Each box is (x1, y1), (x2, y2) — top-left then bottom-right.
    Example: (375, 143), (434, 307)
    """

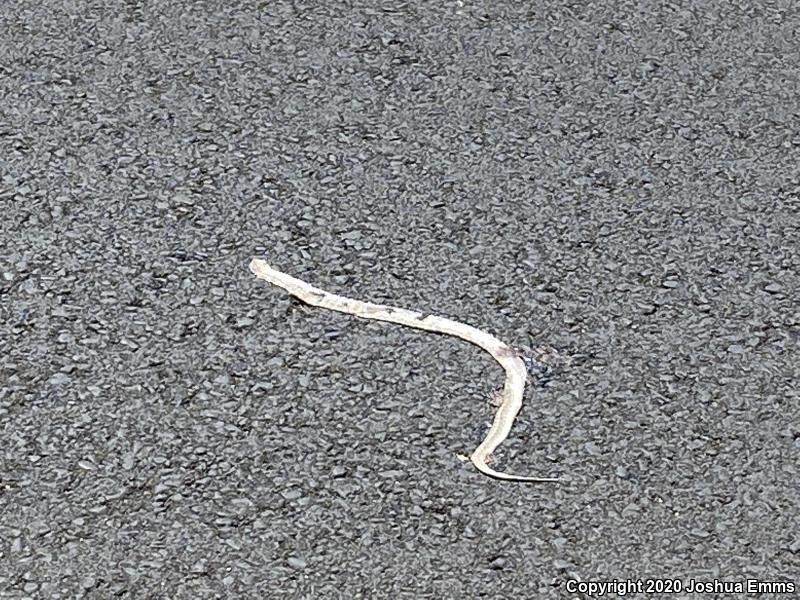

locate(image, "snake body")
(250, 257), (558, 483)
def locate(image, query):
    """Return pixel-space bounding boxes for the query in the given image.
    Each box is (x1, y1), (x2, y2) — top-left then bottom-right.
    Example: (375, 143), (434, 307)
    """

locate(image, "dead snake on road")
(250, 257), (559, 483)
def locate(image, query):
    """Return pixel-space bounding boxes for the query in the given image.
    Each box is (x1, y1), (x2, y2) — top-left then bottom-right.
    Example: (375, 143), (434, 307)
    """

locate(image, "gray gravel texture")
(1, 1), (799, 598)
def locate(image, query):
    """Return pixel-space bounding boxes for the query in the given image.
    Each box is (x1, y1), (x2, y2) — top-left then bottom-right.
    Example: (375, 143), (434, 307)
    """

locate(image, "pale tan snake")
(250, 257), (559, 483)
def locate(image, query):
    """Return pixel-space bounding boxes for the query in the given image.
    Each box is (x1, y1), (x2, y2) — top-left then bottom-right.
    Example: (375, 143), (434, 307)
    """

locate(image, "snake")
(250, 257), (559, 483)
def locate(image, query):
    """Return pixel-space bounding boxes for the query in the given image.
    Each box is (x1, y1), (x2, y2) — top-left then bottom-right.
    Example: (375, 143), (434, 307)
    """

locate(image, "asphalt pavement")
(1, 1), (798, 598)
